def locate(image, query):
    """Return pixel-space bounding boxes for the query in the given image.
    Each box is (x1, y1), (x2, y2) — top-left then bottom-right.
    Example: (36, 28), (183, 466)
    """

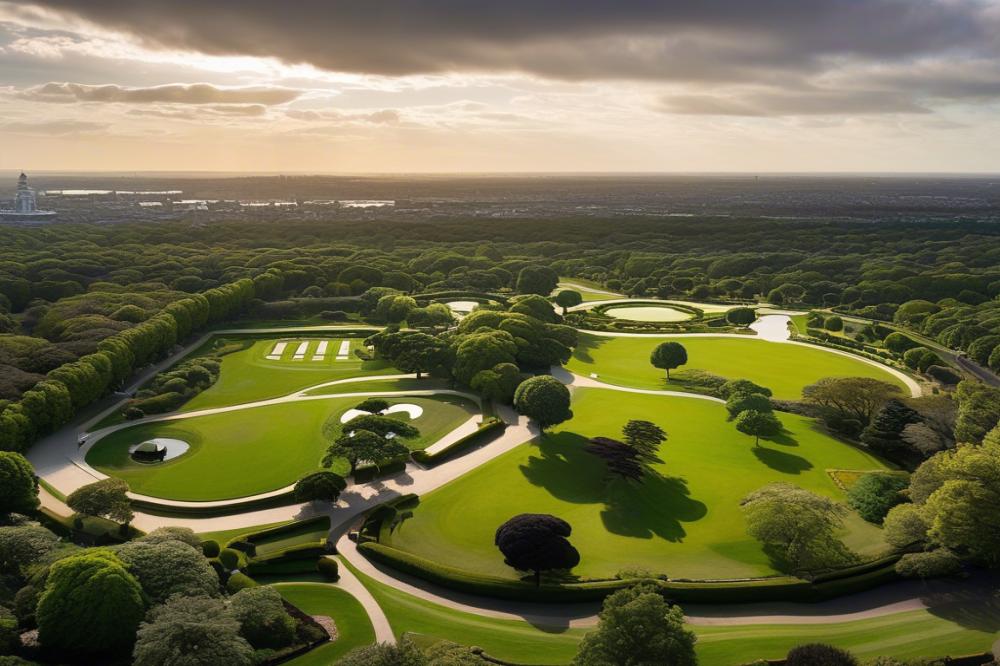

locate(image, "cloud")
(285, 108), (400, 124)
(21, 81), (301, 105)
(659, 90), (931, 117)
(0, 118), (107, 134)
(24, 1), (999, 83)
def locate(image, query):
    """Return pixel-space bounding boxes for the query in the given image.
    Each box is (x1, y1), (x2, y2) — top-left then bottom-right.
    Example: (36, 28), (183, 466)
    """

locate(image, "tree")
(294, 470), (347, 503)
(650, 341), (687, 379)
(621, 419), (667, 463)
(494, 514), (580, 586)
(37, 550), (145, 657)
(471, 362), (522, 403)
(725, 392), (772, 418)
(516, 266), (558, 296)
(573, 583), (697, 666)
(554, 290), (583, 315)
(735, 409), (782, 445)
(323, 429), (409, 476)
(391, 332), (450, 379)
(883, 332), (919, 354)
(785, 644), (858, 666)
(952, 381), (1000, 444)
(882, 503), (930, 549)
(725, 307), (756, 327)
(132, 595), (254, 666)
(859, 399), (922, 460)
(846, 473), (908, 523)
(741, 483), (855, 575)
(585, 437), (645, 482)
(229, 585), (297, 649)
(719, 378), (772, 399)
(115, 539), (220, 603)
(0, 525), (58, 574)
(138, 526), (202, 548)
(344, 413), (420, 440)
(513, 376), (573, 431)
(0, 451), (39, 516)
(355, 398), (390, 414)
(903, 347), (938, 372)
(66, 477), (134, 525)
(802, 377), (902, 425)
(339, 637), (427, 666)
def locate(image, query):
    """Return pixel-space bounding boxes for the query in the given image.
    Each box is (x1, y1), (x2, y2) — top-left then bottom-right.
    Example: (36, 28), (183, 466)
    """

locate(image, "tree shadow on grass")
(570, 334), (609, 364)
(923, 571), (1000, 632)
(520, 433), (706, 543)
(753, 445), (813, 474)
(601, 474), (706, 542)
(768, 431), (799, 447)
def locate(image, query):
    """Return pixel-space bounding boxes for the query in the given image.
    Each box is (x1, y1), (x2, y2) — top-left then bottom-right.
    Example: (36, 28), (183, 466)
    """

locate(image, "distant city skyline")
(1, 1), (1000, 173)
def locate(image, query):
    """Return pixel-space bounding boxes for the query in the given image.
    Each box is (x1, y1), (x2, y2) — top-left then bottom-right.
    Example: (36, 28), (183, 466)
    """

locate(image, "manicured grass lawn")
(694, 608), (1000, 664)
(567, 333), (909, 400)
(254, 520), (331, 557)
(275, 583), (375, 665)
(556, 280), (621, 302)
(180, 337), (394, 411)
(384, 389), (890, 581)
(87, 394), (478, 501)
(303, 377), (451, 396)
(196, 520), (294, 545)
(603, 305), (693, 322)
(346, 560), (586, 665)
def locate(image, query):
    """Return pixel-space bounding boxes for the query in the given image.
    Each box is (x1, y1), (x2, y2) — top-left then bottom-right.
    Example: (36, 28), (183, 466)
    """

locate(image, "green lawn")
(567, 333), (909, 400)
(384, 388), (889, 581)
(346, 560), (586, 665)
(87, 393), (478, 501)
(180, 337), (395, 411)
(275, 583), (375, 665)
(603, 305), (694, 322)
(556, 280), (621, 302)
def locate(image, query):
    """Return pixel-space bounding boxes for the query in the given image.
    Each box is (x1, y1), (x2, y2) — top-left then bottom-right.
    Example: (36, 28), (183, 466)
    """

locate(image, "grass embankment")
(567, 333), (909, 400)
(384, 388), (890, 581)
(275, 583), (375, 665)
(87, 393), (477, 501)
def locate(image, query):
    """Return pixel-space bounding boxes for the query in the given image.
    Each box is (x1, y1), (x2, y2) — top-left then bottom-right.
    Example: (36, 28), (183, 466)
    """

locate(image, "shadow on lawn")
(570, 333), (610, 365)
(923, 570), (1000, 632)
(519, 433), (706, 542)
(752, 445), (813, 474)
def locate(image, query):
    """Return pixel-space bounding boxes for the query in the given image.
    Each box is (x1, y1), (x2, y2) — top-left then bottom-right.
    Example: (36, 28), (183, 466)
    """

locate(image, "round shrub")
(202, 540), (220, 558)
(115, 539), (221, 603)
(903, 347), (939, 372)
(786, 643), (858, 666)
(824, 316), (844, 332)
(0, 452), (39, 516)
(219, 548), (242, 571)
(719, 379), (772, 399)
(895, 549), (962, 579)
(139, 526), (201, 548)
(317, 557), (340, 581)
(926, 365), (961, 385)
(883, 332), (919, 354)
(229, 585), (296, 649)
(725, 392), (772, 418)
(226, 572), (258, 594)
(294, 470), (347, 503)
(846, 473), (908, 524)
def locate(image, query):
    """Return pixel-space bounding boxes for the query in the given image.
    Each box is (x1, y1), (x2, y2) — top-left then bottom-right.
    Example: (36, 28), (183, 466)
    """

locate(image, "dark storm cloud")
(21, 82), (301, 105)
(27, 0), (998, 82)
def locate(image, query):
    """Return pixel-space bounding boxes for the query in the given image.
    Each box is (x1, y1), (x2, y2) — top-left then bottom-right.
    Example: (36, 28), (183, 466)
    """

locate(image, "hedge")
(411, 418), (506, 466)
(357, 542), (902, 604)
(317, 557), (339, 581)
(226, 572), (258, 593)
(129, 488), (297, 518)
(241, 515), (331, 545)
(353, 458), (408, 484)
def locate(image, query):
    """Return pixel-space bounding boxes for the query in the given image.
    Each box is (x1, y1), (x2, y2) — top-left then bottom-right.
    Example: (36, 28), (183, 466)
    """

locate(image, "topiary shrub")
(786, 643), (858, 666)
(846, 473), (908, 524)
(317, 557), (339, 581)
(202, 540), (220, 558)
(895, 549), (962, 579)
(926, 365), (961, 385)
(229, 585), (296, 649)
(225, 572), (258, 593)
(219, 548), (242, 571)
(824, 316), (844, 332)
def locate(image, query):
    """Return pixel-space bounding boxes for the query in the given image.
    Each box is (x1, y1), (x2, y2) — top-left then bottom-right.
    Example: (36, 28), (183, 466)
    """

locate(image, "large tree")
(494, 513), (580, 586)
(66, 477), (134, 525)
(390, 332), (450, 379)
(741, 483), (855, 575)
(37, 550), (145, 657)
(516, 266), (559, 296)
(470, 362), (522, 403)
(554, 289), (583, 315)
(649, 341), (687, 379)
(513, 376), (573, 431)
(294, 470), (347, 503)
(323, 429), (410, 476)
(115, 538), (220, 603)
(229, 585), (297, 650)
(132, 595), (254, 666)
(735, 409), (783, 446)
(573, 583), (697, 666)
(860, 399), (922, 460)
(725, 392), (773, 418)
(0, 451), (39, 517)
(725, 307), (757, 328)
(802, 377), (902, 426)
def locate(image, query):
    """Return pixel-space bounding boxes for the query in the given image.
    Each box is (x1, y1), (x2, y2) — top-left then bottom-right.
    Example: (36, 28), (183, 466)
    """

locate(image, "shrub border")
(411, 417), (506, 466)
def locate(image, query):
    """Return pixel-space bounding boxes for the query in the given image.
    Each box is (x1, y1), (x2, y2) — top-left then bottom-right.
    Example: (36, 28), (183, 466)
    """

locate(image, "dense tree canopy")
(494, 513), (581, 585)
(650, 341), (687, 379)
(132, 595), (254, 666)
(0, 451), (39, 516)
(66, 477), (134, 525)
(513, 376), (573, 430)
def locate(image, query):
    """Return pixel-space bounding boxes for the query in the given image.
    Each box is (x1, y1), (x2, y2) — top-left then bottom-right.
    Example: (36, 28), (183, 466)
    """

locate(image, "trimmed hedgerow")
(317, 557), (340, 581)
(411, 418), (506, 466)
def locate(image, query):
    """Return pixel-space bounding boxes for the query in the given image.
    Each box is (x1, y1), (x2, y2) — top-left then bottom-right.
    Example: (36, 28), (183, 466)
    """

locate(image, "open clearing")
(86, 393), (477, 501)
(383, 388), (889, 581)
(276, 583), (375, 665)
(567, 333), (910, 400)
(180, 336), (392, 411)
(603, 305), (694, 322)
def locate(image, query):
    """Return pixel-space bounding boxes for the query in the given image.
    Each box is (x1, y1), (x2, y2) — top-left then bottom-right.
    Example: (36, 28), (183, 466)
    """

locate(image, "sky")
(1, 0), (999, 173)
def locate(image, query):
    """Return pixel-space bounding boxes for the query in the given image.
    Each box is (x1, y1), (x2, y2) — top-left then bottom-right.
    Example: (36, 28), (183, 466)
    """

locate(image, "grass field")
(343, 558), (999, 665)
(87, 393), (477, 500)
(345, 560), (586, 665)
(567, 333), (909, 400)
(275, 583), (375, 664)
(555, 280), (622, 302)
(179, 336), (394, 411)
(384, 388), (890, 581)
